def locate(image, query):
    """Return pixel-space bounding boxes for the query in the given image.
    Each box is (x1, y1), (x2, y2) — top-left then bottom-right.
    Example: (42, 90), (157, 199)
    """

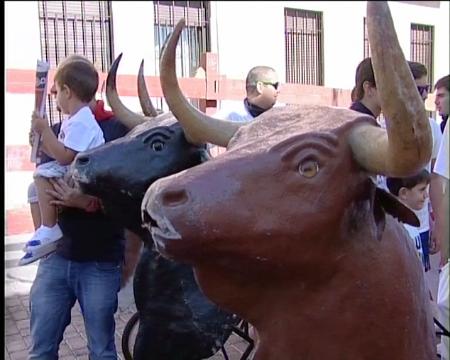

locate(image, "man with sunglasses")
(208, 66), (280, 157)
(215, 65), (280, 123)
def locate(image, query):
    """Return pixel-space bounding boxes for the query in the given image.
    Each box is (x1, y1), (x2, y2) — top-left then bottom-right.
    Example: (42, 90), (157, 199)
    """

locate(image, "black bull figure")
(71, 55), (241, 359)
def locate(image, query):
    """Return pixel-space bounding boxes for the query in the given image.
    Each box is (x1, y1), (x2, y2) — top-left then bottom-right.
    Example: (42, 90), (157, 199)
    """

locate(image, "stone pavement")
(4, 233), (255, 360)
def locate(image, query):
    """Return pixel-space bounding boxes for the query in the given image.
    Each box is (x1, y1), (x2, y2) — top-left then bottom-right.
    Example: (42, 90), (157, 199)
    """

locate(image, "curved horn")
(159, 19), (242, 147)
(106, 53), (149, 130)
(349, 1), (432, 177)
(138, 59), (158, 117)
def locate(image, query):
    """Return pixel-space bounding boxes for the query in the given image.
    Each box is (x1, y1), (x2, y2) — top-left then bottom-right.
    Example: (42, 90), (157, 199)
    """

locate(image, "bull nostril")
(161, 189), (189, 207)
(76, 155), (90, 166)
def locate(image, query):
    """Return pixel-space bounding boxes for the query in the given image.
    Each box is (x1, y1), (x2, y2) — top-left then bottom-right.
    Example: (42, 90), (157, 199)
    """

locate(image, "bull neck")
(194, 222), (434, 360)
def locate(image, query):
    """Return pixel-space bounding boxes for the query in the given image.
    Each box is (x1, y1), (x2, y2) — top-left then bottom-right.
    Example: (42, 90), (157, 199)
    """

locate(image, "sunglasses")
(260, 81), (279, 90)
(417, 85), (430, 95)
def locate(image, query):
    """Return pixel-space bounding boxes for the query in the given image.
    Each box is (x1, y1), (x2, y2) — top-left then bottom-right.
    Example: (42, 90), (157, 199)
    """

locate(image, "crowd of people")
(19, 53), (449, 359)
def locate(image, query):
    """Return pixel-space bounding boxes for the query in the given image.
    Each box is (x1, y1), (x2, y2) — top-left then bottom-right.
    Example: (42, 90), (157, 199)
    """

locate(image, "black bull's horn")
(159, 2), (431, 176)
(138, 59), (158, 117)
(106, 53), (157, 129)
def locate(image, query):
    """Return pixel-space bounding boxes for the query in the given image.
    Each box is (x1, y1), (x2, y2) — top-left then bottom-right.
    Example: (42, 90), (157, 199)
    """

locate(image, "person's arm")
(429, 120), (444, 246)
(121, 230), (143, 289)
(429, 161), (446, 254)
(46, 177), (101, 212)
(434, 179), (449, 266)
(32, 111), (76, 165)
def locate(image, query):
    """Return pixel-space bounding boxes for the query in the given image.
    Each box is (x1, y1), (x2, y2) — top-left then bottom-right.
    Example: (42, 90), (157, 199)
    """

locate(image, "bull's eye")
(151, 140), (165, 152)
(299, 160), (319, 178)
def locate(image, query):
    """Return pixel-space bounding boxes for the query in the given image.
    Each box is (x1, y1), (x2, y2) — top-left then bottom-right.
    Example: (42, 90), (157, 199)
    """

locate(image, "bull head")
(72, 55), (209, 236)
(142, 2), (435, 359)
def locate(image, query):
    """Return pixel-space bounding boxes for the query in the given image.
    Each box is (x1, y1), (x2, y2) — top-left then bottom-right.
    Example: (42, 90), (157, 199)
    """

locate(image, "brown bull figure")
(142, 2), (436, 359)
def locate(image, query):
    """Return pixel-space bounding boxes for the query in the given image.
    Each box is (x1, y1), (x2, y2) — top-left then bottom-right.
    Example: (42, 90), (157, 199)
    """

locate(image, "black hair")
(386, 169), (431, 196)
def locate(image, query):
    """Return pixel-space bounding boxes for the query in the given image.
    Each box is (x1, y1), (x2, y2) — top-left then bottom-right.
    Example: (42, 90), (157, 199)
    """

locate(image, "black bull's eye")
(151, 140), (165, 152)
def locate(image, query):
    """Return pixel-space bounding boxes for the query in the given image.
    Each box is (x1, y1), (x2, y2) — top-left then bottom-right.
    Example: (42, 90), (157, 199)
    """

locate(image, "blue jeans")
(29, 254), (121, 360)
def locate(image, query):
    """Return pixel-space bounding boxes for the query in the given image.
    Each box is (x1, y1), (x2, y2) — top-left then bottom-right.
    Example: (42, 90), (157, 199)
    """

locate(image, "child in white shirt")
(19, 59), (105, 265)
(386, 169), (431, 268)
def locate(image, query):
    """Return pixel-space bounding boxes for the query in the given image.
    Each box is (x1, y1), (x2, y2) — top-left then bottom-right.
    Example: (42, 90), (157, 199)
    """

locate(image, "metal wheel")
(122, 312), (139, 360)
(121, 312), (255, 360)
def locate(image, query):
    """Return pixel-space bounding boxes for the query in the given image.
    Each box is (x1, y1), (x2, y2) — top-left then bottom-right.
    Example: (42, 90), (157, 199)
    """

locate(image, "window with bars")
(410, 23), (434, 86)
(363, 17), (371, 59)
(153, 1), (210, 110)
(284, 8), (324, 86)
(38, 1), (114, 125)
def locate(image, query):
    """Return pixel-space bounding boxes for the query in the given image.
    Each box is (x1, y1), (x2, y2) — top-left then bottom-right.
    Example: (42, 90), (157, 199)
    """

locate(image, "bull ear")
(159, 19), (242, 147)
(375, 187), (420, 227)
(106, 53), (151, 130)
(138, 59), (158, 117)
(349, 1), (431, 177)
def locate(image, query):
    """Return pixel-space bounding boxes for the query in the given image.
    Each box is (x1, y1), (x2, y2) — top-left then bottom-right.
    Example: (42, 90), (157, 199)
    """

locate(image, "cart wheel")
(120, 312), (254, 360)
(122, 312), (140, 360)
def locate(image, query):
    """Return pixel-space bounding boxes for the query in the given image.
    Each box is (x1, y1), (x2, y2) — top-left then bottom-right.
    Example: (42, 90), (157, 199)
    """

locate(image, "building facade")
(5, 1), (449, 234)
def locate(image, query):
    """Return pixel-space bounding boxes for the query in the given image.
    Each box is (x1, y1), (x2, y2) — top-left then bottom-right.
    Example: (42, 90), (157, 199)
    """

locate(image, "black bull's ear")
(375, 187), (420, 227)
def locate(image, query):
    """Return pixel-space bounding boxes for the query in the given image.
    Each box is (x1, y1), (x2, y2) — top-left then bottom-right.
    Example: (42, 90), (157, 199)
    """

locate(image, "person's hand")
(28, 129), (35, 147)
(31, 110), (50, 134)
(47, 177), (82, 208)
(429, 231), (440, 254)
(47, 177), (102, 212)
(440, 239), (449, 268)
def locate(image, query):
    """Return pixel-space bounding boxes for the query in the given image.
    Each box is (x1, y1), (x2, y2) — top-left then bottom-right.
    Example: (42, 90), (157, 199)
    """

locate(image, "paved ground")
(4, 233), (255, 360)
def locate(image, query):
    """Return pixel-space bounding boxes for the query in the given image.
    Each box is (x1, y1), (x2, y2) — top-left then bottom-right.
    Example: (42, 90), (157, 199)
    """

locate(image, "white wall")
(110, 1), (156, 77)
(5, 1), (41, 70)
(213, 1), (449, 89)
(5, 94), (35, 146)
(213, 1), (286, 81)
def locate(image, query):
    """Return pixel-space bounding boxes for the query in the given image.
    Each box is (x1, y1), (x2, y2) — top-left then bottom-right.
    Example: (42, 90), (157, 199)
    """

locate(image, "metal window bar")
(363, 17), (371, 59)
(284, 8), (323, 85)
(410, 23), (434, 88)
(37, 1), (113, 125)
(153, 1), (210, 112)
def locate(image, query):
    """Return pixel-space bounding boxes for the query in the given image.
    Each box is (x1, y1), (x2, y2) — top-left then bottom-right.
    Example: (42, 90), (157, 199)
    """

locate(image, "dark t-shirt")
(39, 116), (129, 262)
(349, 101), (375, 118)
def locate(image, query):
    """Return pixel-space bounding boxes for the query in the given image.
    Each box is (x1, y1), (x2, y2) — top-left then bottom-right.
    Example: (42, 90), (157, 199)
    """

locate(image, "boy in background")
(386, 169), (431, 268)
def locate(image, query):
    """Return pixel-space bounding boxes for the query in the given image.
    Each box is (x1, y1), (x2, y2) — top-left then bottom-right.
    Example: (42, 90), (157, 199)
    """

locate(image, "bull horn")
(349, 1), (432, 177)
(159, 19), (242, 147)
(138, 59), (158, 117)
(106, 53), (150, 130)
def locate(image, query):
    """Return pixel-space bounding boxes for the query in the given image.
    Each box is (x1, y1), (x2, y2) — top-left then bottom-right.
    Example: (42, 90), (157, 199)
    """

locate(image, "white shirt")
(403, 223), (425, 264)
(437, 261), (449, 360)
(59, 106), (105, 152)
(214, 100), (285, 123)
(214, 100), (254, 123)
(434, 122), (449, 180)
(433, 124), (449, 360)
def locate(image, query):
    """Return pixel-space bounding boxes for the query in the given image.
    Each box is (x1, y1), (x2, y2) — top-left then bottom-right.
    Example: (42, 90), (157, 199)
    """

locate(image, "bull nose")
(75, 155), (90, 167)
(161, 188), (189, 207)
